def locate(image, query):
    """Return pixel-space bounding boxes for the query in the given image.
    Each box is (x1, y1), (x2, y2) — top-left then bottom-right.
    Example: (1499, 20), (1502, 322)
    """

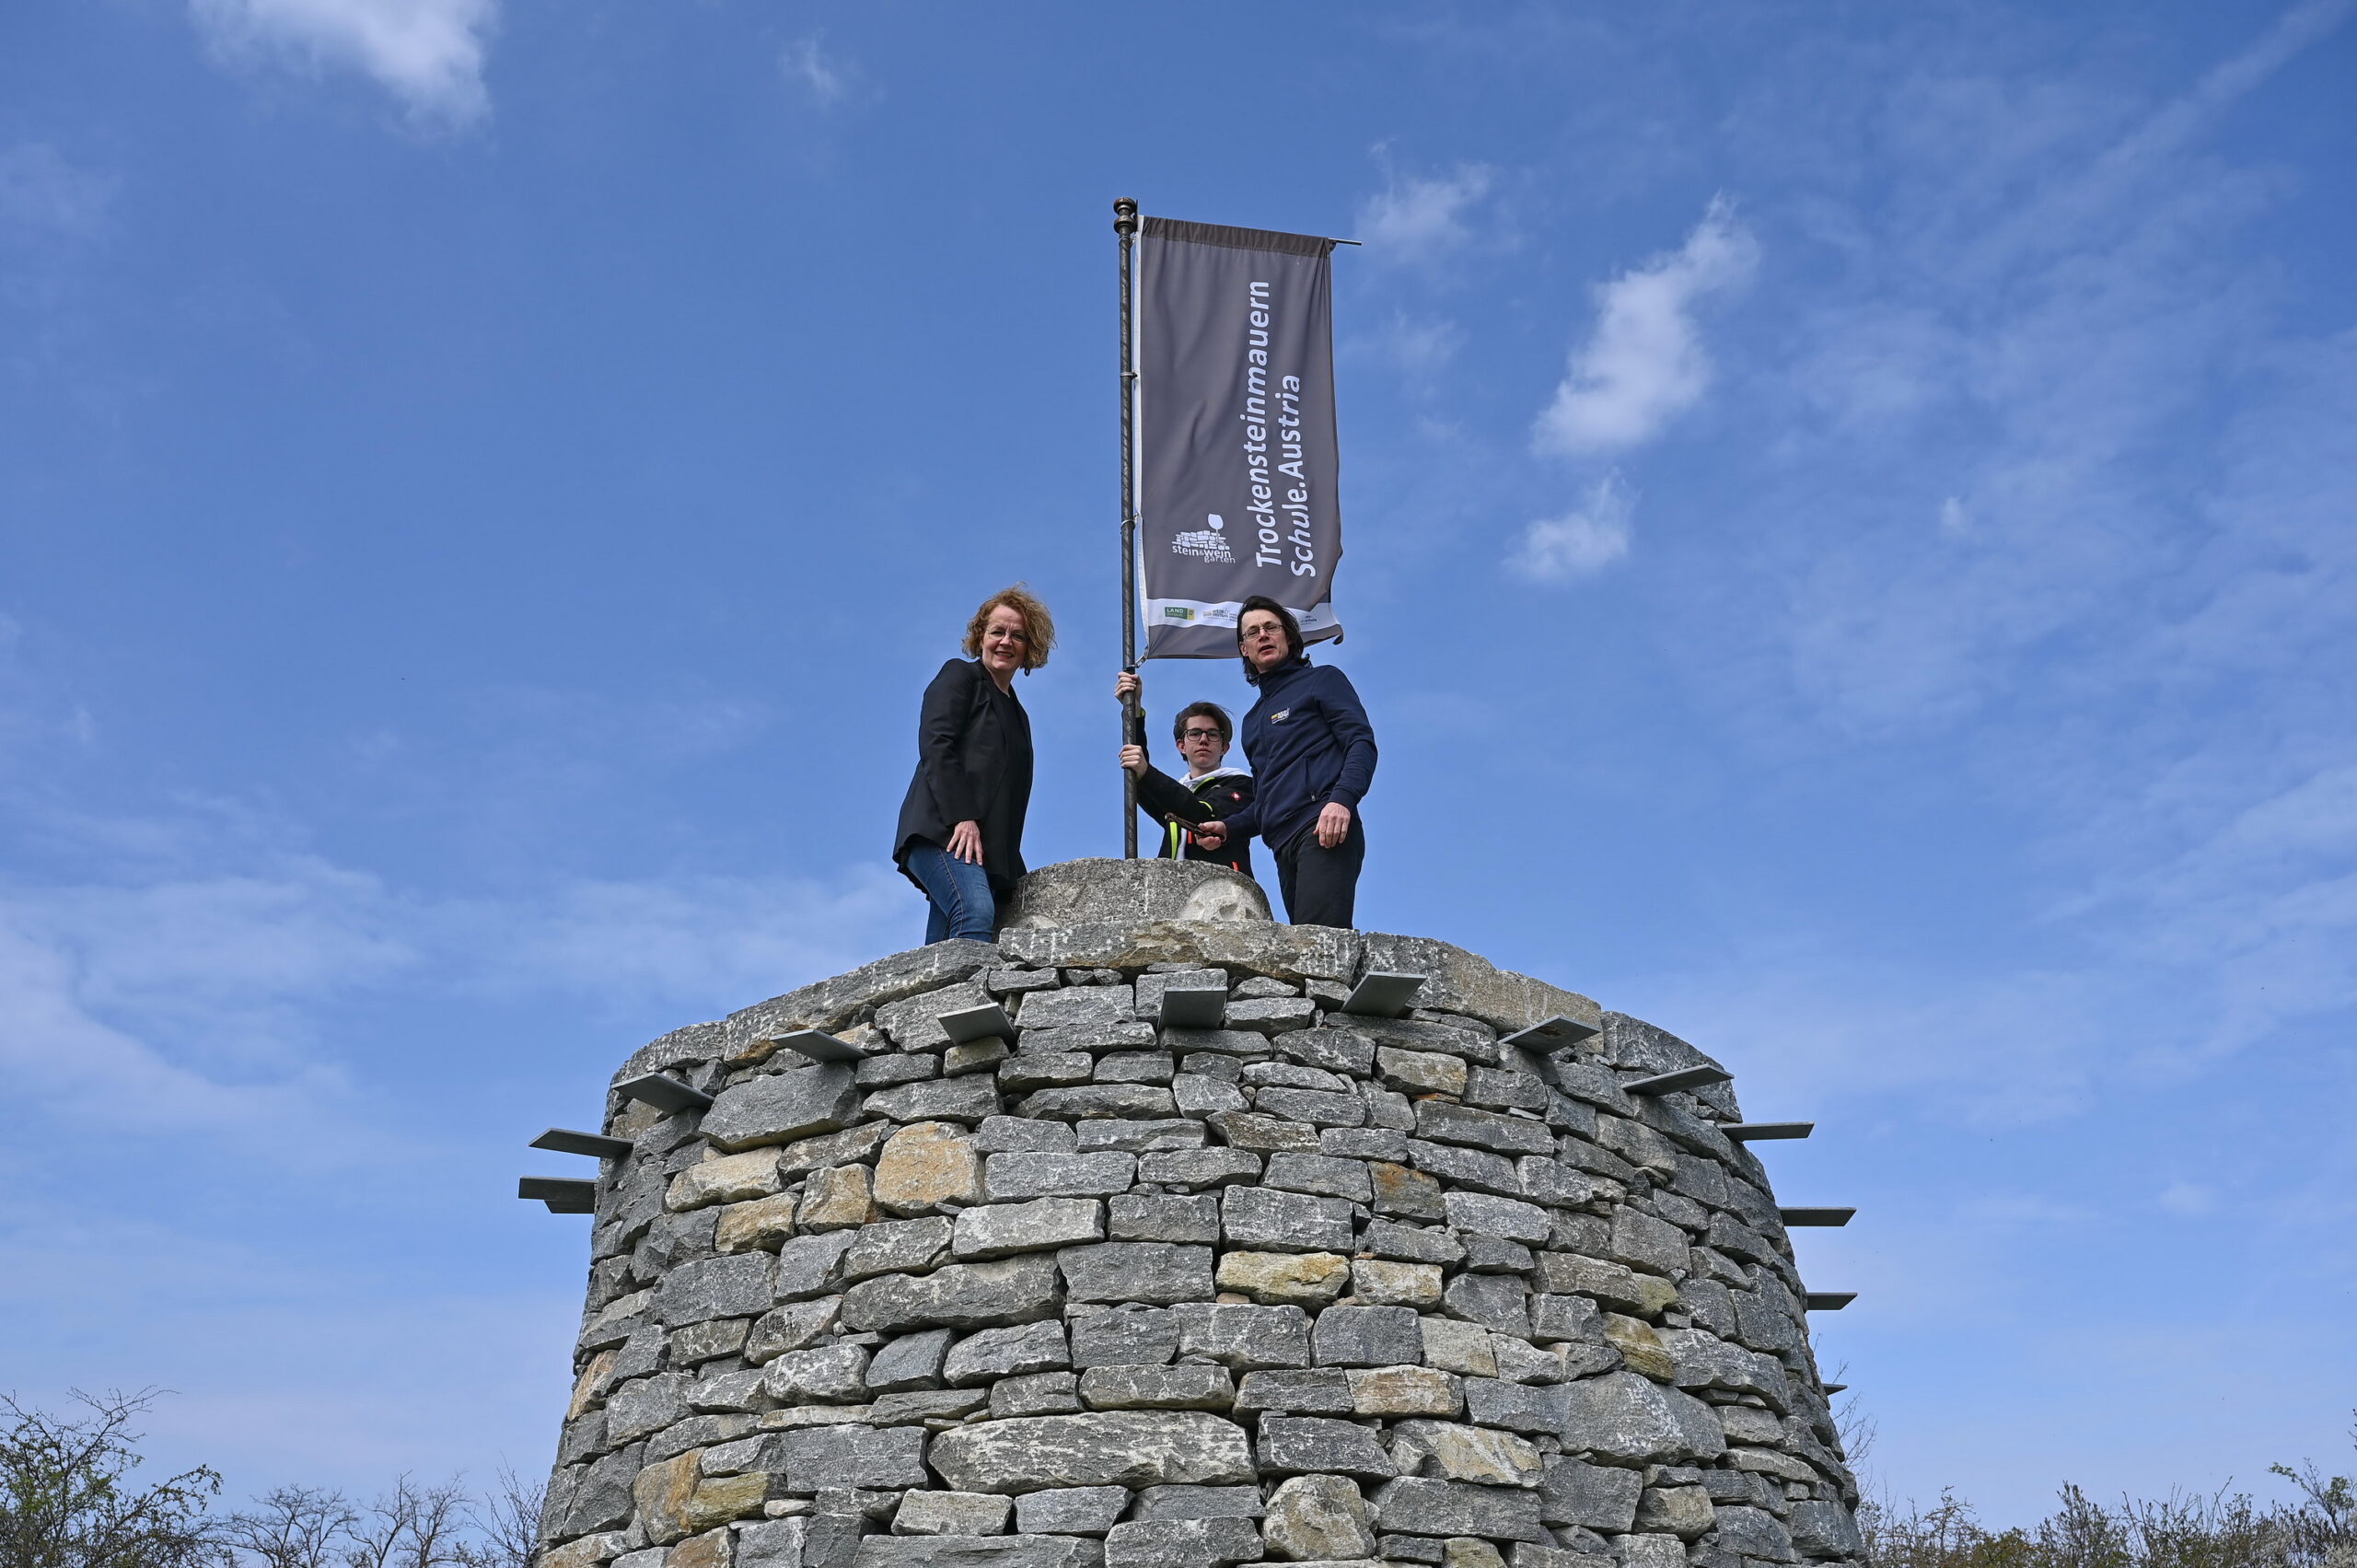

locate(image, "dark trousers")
(1272, 813), (1365, 929)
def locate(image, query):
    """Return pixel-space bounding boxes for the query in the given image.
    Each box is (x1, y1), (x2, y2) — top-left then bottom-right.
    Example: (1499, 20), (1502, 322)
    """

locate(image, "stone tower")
(528, 860), (1864, 1568)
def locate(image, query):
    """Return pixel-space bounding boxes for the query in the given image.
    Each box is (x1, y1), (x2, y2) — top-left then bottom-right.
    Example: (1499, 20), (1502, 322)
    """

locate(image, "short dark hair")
(1236, 596), (1305, 682)
(1173, 702), (1232, 745)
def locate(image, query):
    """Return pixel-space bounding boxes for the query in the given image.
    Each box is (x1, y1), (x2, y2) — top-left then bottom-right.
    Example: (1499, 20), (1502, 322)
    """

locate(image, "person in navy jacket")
(1192, 595), (1376, 928)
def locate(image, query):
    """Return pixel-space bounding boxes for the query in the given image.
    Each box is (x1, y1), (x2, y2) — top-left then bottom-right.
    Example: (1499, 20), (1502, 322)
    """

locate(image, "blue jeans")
(906, 842), (997, 944)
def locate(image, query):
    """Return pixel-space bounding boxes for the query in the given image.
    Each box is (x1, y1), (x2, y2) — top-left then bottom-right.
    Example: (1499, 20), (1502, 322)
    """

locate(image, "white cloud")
(1532, 196), (1758, 457)
(1355, 164), (1494, 264)
(1508, 472), (1633, 582)
(781, 33), (855, 110)
(191, 0), (496, 129)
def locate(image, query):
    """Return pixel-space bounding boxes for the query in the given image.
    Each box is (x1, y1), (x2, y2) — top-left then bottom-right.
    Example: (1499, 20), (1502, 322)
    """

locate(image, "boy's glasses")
(1179, 728), (1225, 743)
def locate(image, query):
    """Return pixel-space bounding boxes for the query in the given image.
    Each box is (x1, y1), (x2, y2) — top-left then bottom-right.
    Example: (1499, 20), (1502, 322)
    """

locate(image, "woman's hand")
(1119, 745), (1148, 777)
(1194, 820), (1227, 851)
(947, 819), (985, 865)
(1315, 802), (1353, 849)
(1113, 670), (1142, 704)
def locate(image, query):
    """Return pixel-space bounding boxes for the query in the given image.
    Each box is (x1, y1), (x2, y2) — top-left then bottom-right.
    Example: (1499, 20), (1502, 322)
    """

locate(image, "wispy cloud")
(1508, 471), (1633, 583)
(1355, 163), (1494, 264)
(1532, 195), (1757, 457)
(190, 0), (497, 129)
(781, 33), (857, 110)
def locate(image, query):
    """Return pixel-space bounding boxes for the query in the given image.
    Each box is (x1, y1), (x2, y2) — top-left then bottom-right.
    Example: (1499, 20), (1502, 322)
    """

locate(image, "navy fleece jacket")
(1220, 655), (1377, 854)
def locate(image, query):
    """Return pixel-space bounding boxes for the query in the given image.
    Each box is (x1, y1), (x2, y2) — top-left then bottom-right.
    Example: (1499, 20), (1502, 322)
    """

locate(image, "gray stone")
(604, 1374), (686, 1443)
(954, 1199), (1107, 1260)
(1093, 1051), (1175, 1086)
(1466, 1067), (1549, 1112)
(851, 1537), (1105, 1566)
(1173, 1303), (1314, 1370)
(1413, 1102), (1556, 1158)
(1608, 1210), (1690, 1278)
(1204, 1112), (1321, 1152)
(1361, 1220), (1464, 1266)
(1018, 984), (1138, 1029)
(1387, 1422), (1545, 1490)
(1786, 1500), (1864, 1558)
(999, 1055), (1096, 1096)
(1313, 1306), (1425, 1368)
(1461, 1235), (1538, 1274)
(1251, 1087), (1367, 1127)
(1013, 1486), (1129, 1535)
(990, 1370), (1081, 1418)
(1320, 1126), (1411, 1162)
(983, 1153), (1138, 1202)
(1463, 1378), (1563, 1436)
(1107, 1193), (1221, 1244)
(765, 1342), (872, 1404)
(1132, 1486), (1264, 1520)
(1531, 1254), (1678, 1318)
(1555, 1373), (1725, 1463)
(1134, 968), (1230, 1020)
(702, 1064), (865, 1153)
(858, 1052), (940, 1088)
(1405, 1140), (1523, 1198)
(1074, 1119), (1202, 1153)
(1535, 1457), (1641, 1532)
(1257, 1416), (1398, 1479)
(736, 1518), (808, 1568)
(1166, 1028), (1282, 1059)
(1102, 1517), (1261, 1567)
(1612, 1539), (1685, 1568)
(928, 1411), (1258, 1493)
(1442, 1191), (1553, 1245)
(867, 1075), (1001, 1125)
(775, 1121), (898, 1179)
(1019, 1086), (1178, 1121)
(1221, 1186), (1355, 1252)
(840, 1256), (1064, 1332)
(866, 1329), (955, 1392)
(1260, 1474), (1376, 1560)
(975, 1116), (1078, 1154)
(1069, 1307), (1178, 1367)
(779, 1424), (929, 1492)
(845, 1217), (956, 1282)
(871, 980), (995, 1052)
(563, 1441), (645, 1533)
(1138, 1148), (1264, 1189)
(1370, 1478), (1546, 1542)
(1061, 1242), (1216, 1305)
(1171, 1074), (1251, 1115)
(989, 967), (1065, 995)
(1634, 1486), (1713, 1539)
(1077, 1364), (1236, 1410)
(944, 1319), (1072, 1385)
(1275, 1028), (1377, 1075)
(1528, 1295), (1601, 1345)
(1353, 933), (1598, 1036)
(890, 1492), (1015, 1537)
(1712, 1505), (1797, 1562)
(1233, 1369), (1356, 1416)
(1442, 1273), (1530, 1338)
(1658, 1329), (1793, 1411)
(1264, 1152), (1375, 1203)
(657, 1254), (775, 1326)
(1224, 997), (1318, 1034)
(1515, 1158), (1594, 1210)
(776, 1231), (860, 1302)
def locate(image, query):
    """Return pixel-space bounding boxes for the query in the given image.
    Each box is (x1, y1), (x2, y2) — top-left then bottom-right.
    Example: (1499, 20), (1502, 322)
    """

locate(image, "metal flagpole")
(1115, 196), (1141, 858)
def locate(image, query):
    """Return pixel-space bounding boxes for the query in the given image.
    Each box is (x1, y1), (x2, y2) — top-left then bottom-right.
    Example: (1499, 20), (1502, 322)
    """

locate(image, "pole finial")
(1113, 197), (1139, 235)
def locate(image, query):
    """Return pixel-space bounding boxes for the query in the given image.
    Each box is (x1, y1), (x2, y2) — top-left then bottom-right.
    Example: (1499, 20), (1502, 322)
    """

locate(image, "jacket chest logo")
(1268, 709), (1291, 724)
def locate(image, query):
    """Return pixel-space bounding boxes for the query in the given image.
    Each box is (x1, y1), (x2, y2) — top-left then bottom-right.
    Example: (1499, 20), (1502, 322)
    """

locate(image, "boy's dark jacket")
(1134, 764), (1256, 877)
(1222, 654), (1376, 853)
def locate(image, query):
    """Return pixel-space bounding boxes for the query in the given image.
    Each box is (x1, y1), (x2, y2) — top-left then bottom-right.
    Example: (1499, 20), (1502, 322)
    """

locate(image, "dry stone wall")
(538, 860), (1863, 1568)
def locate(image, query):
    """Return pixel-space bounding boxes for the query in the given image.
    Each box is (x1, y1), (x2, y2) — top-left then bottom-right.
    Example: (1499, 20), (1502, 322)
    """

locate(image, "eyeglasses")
(1179, 728), (1225, 743)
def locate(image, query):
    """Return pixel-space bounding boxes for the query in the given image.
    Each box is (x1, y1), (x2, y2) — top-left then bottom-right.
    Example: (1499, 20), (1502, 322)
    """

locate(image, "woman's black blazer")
(892, 657), (1034, 896)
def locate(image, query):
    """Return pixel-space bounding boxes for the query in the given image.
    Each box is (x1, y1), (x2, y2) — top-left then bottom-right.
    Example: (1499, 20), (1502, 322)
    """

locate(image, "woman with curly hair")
(893, 585), (1055, 943)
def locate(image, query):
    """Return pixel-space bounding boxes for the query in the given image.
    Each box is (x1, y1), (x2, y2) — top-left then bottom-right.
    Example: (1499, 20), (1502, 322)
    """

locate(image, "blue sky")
(4, 0), (2352, 1527)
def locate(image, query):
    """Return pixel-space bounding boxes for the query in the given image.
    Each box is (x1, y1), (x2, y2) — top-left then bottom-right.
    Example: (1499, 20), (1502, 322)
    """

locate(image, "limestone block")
(1376, 1047), (1467, 1097)
(1263, 1153), (1374, 1204)
(1074, 1119), (1202, 1153)
(843, 1217), (954, 1282)
(953, 1199), (1106, 1260)
(1058, 1241), (1215, 1306)
(1712, 1504), (1798, 1562)
(778, 1121), (896, 1179)
(981, 1153), (1136, 1202)
(746, 1295), (841, 1364)
(1020, 1023), (1156, 1056)
(606, 1374), (687, 1444)
(1716, 1404), (1783, 1446)
(1313, 1307), (1423, 1368)
(797, 1166), (878, 1233)
(684, 1472), (770, 1531)
(1350, 1260), (1444, 1309)
(1556, 1372), (1725, 1463)
(839, 1256), (1064, 1332)
(974, 1116), (1077, 1154)
(657, 1256), (775, 1328)
(927, 1411), (1258, 1493)
(1786, 1499), (1865, 1558)
(1221, 1186), (1355, 1252)
(874, 1123), (984, 1215)
(1013, 1487), (1128, 1536)
(890, 1492), (1014, 1537)
(1000, 857), (1271, 928)
(991, 1372), (1081, 1419)
(701, 1066), (863, 1154)
(1250, 1087), (1366, 1127)
(999, 1055), (1095, 1096)
(1016, 985), (1137, 1029)
(871, 981), (995, 1052)
(997, 917), (1354, 985)
(1107, 1193), (1220, 1244)
(1535, 1457), (1641, 1532)
(685, 1367), (768, 1414)
(943, 1320), (1071, 1386)
(1257, 1416), (1397, 1480)
(1413, 1103), (1556, 1159)
(1369, 1477), (1547, 1542)
(1369, 1161), (1448, 1220)
(1419, 1317), (1496, 1378)
(1387, 1421), (1544, 1489)
(1613, 1537), (1688, 1568)
(1016, 1086), (1177, 1121)
(668, 1151), (786, 1212)
(1531, 1254), (1678, 1318)
(715, 1193), (801, 1255)
(866, 1076), (1001, 1126)
(1260, 1474), (1376, 1562)
(723, 940), (996, 1060)
(1172, 1074), (1251, 1115)
(1608, 1210), (1690, 1279)
(1173, 1302), (1312, 1370)
(1214, 1250), (1350, 1307)
(1347, 1365), (1463, 1418)
(1226, 997), (1317, 1035)
(773, 1423), (932, 1493)
(540, 1533), (629, 1568)
(1406, 1141), (1522, 1199)
(1442, 1273), (1531, 1339)
(1353, 933), (1599, 1034)
(632, 1450), (702, 1545)
(1462, 1378), (1562, 1436)
(733, 1519), (807, 1568)
(1633, 1485), (1713, 1539)
(667, 1527), (733, 1568)
(1137, 1147), (1263, 1190)
(1091, 1051), (1175, 1086)
(1600, 1315), (1675, 1382)
(762, 1342), (870, 1404)
(865, 1329), (955, 1393)
(1076, 1364), (1235, 1410)
(1441, 1191), (1552, 1246)
(1068, 1306), (1178, 1367)
(1657, 1328), (1793, 1411)
(1234, 1369), (1354, 1417)
(1102, 1516), (1263, 1567)
(1132, 1485), (1264, 1520)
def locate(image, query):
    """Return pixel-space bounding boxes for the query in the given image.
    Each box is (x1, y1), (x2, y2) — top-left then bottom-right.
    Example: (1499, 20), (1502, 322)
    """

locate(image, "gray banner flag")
(1137, 215), (1341, 659)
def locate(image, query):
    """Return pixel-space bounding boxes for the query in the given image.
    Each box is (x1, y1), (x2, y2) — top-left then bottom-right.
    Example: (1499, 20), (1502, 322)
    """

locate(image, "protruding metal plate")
(937, 1002), (1016, 1045)
(518, 1176), (598, 1214)
(1341, 971), (1424, 1018)
(529, 1128), (633, 1159)
(614, 1074), (714, 1113)
(1623, 1063), (1734, 1096)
